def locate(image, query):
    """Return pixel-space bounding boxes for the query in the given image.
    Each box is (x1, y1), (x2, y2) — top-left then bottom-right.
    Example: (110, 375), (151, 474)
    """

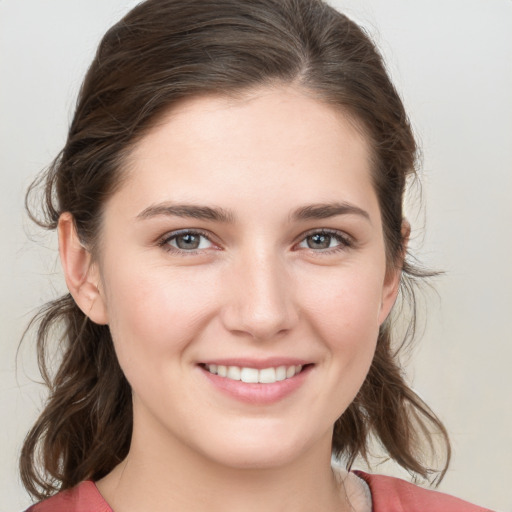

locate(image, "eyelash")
(158, 229), (354, 255)
(158, 229), (215, 254)
(297, 229), (354, 254)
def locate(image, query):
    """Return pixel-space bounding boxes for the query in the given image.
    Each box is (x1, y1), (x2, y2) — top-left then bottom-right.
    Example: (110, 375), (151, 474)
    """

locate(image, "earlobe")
(378, 268), (401, 325)
(378, 220), (410, 325)
(58, 213), (108, 325)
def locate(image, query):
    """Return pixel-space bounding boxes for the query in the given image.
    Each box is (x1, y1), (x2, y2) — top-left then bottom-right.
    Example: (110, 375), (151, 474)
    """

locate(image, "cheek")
(301, 266), (384, 339)
(298, 265), (384, 387)
(102, 265), (218, 372)
(293, 267), (385, 425)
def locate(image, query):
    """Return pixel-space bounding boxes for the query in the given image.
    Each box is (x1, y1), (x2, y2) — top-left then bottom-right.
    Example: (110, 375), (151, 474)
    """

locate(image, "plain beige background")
(1, 1), (511, 510)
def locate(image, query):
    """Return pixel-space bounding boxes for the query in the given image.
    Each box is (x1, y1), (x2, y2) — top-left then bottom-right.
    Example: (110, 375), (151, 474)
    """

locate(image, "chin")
(195, 422), (330, 471)
(205, 443), (303, 470)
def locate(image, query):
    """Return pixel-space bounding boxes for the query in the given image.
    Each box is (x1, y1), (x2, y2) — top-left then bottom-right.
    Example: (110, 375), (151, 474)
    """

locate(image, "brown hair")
(21, 0), (450, 500)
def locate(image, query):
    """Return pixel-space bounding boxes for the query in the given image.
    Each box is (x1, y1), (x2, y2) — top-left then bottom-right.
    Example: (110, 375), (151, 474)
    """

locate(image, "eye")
(160, 230), (215, 253)
(297, 230), (352, 252)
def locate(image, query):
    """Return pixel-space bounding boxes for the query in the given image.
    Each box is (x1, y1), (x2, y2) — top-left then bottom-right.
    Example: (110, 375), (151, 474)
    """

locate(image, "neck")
(97, 419), (348, 512)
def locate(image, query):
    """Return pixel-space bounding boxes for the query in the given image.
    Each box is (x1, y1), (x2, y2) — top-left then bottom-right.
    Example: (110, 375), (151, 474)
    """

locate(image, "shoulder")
(353, 471), (494, 512)
(25, 481), (112, 512)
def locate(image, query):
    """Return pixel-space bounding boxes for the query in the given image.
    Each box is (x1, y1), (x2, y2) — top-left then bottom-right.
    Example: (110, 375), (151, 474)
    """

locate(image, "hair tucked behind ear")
(21, 0), (450, 500)
(20, 295), (132, 498)
(334, 269), (451, 484)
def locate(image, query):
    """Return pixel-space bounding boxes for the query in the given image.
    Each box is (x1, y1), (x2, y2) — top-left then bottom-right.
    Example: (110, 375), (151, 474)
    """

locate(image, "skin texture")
(59, 86), (401, 512)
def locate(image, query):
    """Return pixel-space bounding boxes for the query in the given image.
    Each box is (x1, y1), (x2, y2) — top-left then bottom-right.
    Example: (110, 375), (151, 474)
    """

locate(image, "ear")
(378, 220), (410, 325)
(58, 212), (108, 325)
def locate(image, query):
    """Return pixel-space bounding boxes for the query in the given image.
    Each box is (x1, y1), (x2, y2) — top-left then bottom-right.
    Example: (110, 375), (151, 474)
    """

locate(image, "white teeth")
(227, 366), (241, 380)
(205, 364), (303, 383)
(275, 366), (287, 381)
(240, 367), (259, 383)
(258, 367), (276, 383)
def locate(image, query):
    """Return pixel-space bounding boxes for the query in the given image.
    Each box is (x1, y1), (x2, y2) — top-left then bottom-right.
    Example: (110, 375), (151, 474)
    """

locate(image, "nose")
(219, 249), (299, 341)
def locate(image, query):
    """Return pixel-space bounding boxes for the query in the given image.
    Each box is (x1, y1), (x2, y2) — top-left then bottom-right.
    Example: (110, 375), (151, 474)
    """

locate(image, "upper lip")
(199, 358), (311, 369)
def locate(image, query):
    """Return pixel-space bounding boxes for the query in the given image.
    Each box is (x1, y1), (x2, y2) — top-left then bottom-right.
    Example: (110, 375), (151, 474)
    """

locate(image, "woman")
(20, 0), (492, 510)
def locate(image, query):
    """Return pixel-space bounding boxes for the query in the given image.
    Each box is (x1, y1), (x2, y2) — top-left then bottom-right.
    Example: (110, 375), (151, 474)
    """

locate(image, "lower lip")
(199, 365), (312, 405)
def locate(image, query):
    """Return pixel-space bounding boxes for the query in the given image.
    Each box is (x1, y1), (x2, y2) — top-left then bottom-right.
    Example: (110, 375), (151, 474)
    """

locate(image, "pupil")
(177, 234), (199, 250)
(308, 233), (330, 249)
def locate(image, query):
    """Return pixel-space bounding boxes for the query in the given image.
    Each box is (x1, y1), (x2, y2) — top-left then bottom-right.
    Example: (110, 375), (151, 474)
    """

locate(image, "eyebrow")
(291, 202), (371, 223)
(136, 201), (370, 224)
(136, 203), (235, 223)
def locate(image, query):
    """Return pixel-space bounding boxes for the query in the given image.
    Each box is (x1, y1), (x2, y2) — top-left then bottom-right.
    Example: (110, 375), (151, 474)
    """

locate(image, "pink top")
(26, 481), (112, 512)
(354, 471), (493, 512)
(26, 471), (493, 512)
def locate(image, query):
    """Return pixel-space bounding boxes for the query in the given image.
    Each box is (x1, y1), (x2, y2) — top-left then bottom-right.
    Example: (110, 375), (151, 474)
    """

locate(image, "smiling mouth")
(202, 364), (306, 384)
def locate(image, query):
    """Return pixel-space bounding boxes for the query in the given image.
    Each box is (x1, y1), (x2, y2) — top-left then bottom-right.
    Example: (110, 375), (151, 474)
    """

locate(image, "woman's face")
(89, 86), (400, 469)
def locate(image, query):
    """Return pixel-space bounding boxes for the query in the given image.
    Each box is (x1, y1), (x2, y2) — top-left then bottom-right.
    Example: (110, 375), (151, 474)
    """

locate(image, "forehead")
(135, 86), (370, 161)
(114, 85), (377, 220)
